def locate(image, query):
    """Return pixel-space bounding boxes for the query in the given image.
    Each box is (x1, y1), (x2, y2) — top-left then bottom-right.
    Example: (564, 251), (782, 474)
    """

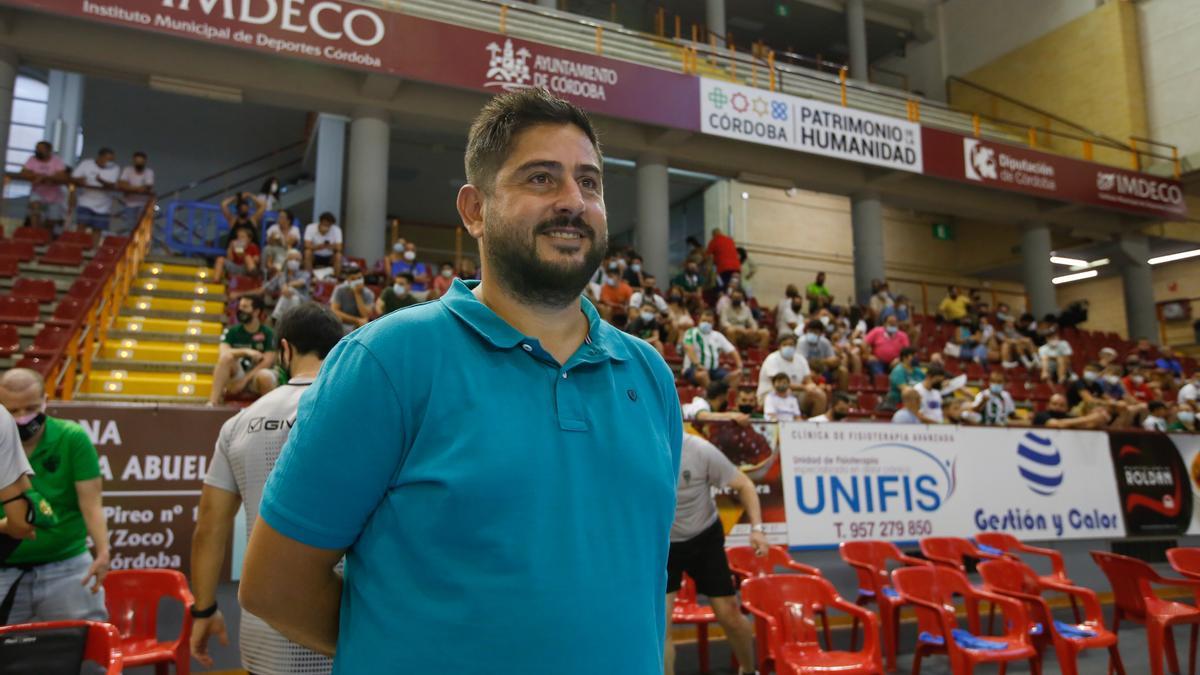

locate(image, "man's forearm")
(191, 522), (231, 608)
(735, 480), (763, 526)
(81, 501), (109, 558)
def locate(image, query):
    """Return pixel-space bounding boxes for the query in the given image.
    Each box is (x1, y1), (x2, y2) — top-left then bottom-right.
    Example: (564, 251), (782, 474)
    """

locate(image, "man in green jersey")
(209, 295), (279, 406)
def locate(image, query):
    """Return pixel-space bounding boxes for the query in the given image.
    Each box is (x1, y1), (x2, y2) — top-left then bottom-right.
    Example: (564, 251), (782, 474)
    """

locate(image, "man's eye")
(580, 177), (599, 190)
(530, 174), (550, 184)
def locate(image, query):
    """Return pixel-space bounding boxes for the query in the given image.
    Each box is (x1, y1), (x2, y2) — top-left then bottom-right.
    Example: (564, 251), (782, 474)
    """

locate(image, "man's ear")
(457, 184), (486, 242)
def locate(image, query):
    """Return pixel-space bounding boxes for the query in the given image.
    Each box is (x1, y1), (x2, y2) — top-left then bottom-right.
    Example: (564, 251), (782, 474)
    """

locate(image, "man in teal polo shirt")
(241, 88), (683, 673)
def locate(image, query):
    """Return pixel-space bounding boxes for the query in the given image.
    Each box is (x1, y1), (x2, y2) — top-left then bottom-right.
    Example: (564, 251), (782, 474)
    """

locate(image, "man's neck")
(288, 356), (322, 380)
(473, 277), (589, 365)
(21, 430), (44, 457)
(244, 319), (261, 333)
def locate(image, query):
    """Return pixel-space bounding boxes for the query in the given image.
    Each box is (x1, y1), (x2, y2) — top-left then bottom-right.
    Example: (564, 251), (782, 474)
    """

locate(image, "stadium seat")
(26, 325), (72, 358)
(871, 373), (889, 393)
(57, 230), (96, 248)
(672, 574), (718, 674)
(0, 324), (21, 356)
(919, 536), (1004, 572)
(0, 620), (123, 675)
(0, 257), (18, 279)
(0, 296), (40, 325)
(12, 278), (58, 304)
(226, 274), (261, 294)
(976, 532), (1081, 622)
(100, 235), (129, 249)
(67, 278), (102, 302)
(47, 297), (88, 327)
(854, 392), (879, 412)
(839, 540), (929, 671)
(0, 240), (36, 262)
(11, 226), (50, 245)
(81, 261), (109, 281)
(726, 546), (831, 650)
(14, 355), (55, 377)
(91, 246), (121, 264)
(40, 242), (84, 267)
(848, 372), (870, 392)
(103, 569), (194, 675)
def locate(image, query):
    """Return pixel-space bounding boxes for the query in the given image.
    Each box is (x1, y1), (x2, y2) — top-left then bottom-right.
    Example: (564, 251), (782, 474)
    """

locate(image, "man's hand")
(242, 349), (264, 363)
(750, 531), (769, 557)
(191, 610), (230, 668)
(0, 517), (36, 539)
(81, 549), (110, 593)
(732, 412), (751, 427)
(355, 317), (368, 327)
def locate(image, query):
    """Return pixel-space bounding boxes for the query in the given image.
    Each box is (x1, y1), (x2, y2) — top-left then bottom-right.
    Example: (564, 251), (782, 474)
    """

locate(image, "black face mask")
(738, 404), (755, 414)
(17, 413), (45, 442)
(831, 409), (847, 421)
(668, 295), (682, 303)
(237, 311), (253, 325)
(732, 300), (743, 307)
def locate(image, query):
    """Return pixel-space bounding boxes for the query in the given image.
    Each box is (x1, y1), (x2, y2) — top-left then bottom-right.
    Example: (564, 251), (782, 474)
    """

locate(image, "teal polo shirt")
(260, 279), (682, 674)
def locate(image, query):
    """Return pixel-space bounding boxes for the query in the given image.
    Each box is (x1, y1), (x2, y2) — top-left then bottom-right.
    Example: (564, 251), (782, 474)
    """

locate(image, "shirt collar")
(441, 279), (630, 362)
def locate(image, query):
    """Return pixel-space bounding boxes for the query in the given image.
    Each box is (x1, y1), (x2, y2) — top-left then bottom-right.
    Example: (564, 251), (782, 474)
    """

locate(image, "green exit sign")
(775, 3), (789, 17)
(932, 222), (954, 241)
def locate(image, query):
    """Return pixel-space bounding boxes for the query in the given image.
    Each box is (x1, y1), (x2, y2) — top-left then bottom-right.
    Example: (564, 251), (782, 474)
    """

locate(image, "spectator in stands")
(1179, 373), (1199, 408)
(719, 290), (769, 349)
(868, 279), (893, 322)
(224, 223), (260, 279)
(776, 284), (804, 335)
(994, 302), (1014, 324)
(209, 296), (279, 406)
(19, 140), (68, 231)
(1038, 328), (1073, 382)
(0, 369), (108, 622)
(259, 176), (282, 212)
(913, 365), (947, 423)
(116, 150), (154, 234)
(429, 261), (456, 300)
(828, 324), (865, 378)
(623, 253), (646, 287)
(1058, 300), (1089, 330)
(736, 247), (757, 295)
(1156, 350), (1185, 379)
(597, 265), (634, 324)
(624, 300), (664, 356)
(1098, 346), (1119, 369)
(629, 274), (668, 316)
(263, 209), (302, 277)
(0, 409), (34, 547)
(887, 347), (923, 407)
(880, 293), (912, 330)
(806, 271), (832, 314)
(1170, 404), (1197, 432)
(1067, 362), (1105, 409)
(221, 192), (266, 240)
(388, 242), (432, 299)
(1121, 360), (1155, 403)
(304, 211), (344, 276)
(1034, 393), (1110, 429)
(763, 372), (802, 421)
(1100, 363), (1129, 400)
(1143, 400), (1169, 432)
(937, 285), (970, 322)
(999, 318), (1038, 370)
(671, 260), (706, 312)
(71, 146), (120, 231)
(799, 318), (846, 389)
(892, 388), (930, 424)
(682, 309), (741, 388)
(331, 265), (375, 330)
(190, 303), (343, 673)
(944, 398), (981, 426)
(664, 432), (766, 675)
(376, 272), (419, 317)
(972, 371), (1021, 426)
(266, 250), (311, 322)
(756, 333), (826, 417)
(706, 228), (741, 289)
(946, 317), (988, 366)
(664, 288), (694, 346)
(808, 391), (851, 423)
(735, 389), (759, 416)
(681, 381), (749, 425)
(864, 314), (909, 376)
(1128, 338), (1156, 363)
(1017, 313), (1045, 347)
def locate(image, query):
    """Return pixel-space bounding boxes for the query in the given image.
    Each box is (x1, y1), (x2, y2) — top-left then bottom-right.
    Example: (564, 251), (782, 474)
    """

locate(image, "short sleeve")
(204, 416), (240, 495)
(21, 157), (33, 171)
(1062, 342), (1074, 356)
(66, 424), (102, 482)
(145, 168), (155, 185)
(260, 338), (408, 550)
(302, 225), (316, 243)
(70, 163), (86, 180)
(701, 439), (741, 488)
(0, 410), (30, 489)
(717, 333), (737, 354)
(331, 226), (343, 245)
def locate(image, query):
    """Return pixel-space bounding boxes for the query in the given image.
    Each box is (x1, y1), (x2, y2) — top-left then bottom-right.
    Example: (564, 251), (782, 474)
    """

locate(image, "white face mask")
(403, 251), (416, 261)
(393, 243), (405, 253)
(699, 321), (713, 334)
(819, 316), (830, 326)
(640, 311), (655, 323)
(441, 269), (453, 278)
(286, 259), (300, 271)
(780, 346), (796, 360)
(350, 278), (364, 288)
(393, 284), (407, 295)
(1180, 411), (1196, 425)
(805, 333), (820, 345)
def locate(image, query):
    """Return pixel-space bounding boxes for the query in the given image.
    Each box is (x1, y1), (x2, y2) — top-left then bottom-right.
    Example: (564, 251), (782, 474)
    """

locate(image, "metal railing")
(164, 200), (282, 257)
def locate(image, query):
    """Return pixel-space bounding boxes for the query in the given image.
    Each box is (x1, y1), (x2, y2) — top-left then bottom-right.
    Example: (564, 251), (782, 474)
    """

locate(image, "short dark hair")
(97, 147), (114, 156)
(277, 209), (294, 224)
(1149, 400), (1168, 414)
(398, 273), (415, 283)
(35, 140), (51, 150)
(239, 295), (266, 312)
(778, 333), (797, 346)
(132, 151), (147, 160)
(275, 302), (343, 359)
(927, 365), (947, 379)
(805, 319), (824, 333)
(705, 380), (730, 401)
(464, 88), (601, 194)
(900, 347), (916, 360)
(343, 264), (362, 277)
(319, 211), (336, 224)
(772, 372), (790, 384)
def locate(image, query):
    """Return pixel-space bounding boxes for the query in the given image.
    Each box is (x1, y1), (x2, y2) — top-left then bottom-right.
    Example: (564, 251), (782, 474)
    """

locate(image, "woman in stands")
(259, 176), (281, 212)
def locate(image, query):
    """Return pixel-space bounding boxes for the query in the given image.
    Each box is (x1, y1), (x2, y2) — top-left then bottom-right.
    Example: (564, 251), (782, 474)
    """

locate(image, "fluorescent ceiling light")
(1149, 249), (1200, 265)
(1050, 256), (1088, 266)
(1069, 257), (1109, 271)
(1052, 270), (1099, 285)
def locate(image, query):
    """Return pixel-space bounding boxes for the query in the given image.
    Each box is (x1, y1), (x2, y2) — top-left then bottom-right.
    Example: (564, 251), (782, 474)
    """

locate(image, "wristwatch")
(750, 524), (766, 533)
(190, 602), (219, 619)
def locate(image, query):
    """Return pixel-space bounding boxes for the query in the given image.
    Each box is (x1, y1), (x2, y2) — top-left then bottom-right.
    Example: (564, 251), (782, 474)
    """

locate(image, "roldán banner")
(699, 77), (923, 174)
(922, 127), (1188, 221)
(780, 423), (1124, 549)
(1110, 431), (1194, 537)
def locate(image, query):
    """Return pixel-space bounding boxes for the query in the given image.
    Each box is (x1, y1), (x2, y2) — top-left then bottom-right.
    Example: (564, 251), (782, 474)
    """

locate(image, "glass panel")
(13, 76), (48, 102)
(9, 125), (42, 151)
(6, 148), (29, 167)
(11, 99), (45, 126)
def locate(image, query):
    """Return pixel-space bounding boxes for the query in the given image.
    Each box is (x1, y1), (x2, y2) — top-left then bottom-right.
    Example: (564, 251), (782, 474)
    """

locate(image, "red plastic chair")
(12, 226), (51, 245)
(67, 278), (102, 302)
(0, 240), (36, 262)
(892, 565), (1039, 675)
(839, 540), (930, 671)
(978, 558), (1122, 675)
(12, 277), (58, 304)
(855, 392), (880, 412)
(727, 546), (829, 649)
(0, 256), (18, 278)
(40, 242), (84, 267)
(26, 325), (72, 358)
(226, 274), (261, 294)
(100, 235), (130, 249)
(0, 323), (20, 356)
(57, 230), (96, 248)
(1166, 548), (1200, 583)
(672, 573), (718, 674)
(91, 246), (121, 264)
(742, 575), (882, 675)
(0, 620), (123, 674)
(976, 532), (1081, 622)
(920, 536), (1004, 572)
(81, 261), (109, 280)
(15, 355), (55, 378)
(848, 373), (870, 392)
(0, 295), (41, 326)
(1092, 551), (1200, 675)
(872, 372), (890, 393)
(47, 297), (88, 328)
(103, 569), (194, 674)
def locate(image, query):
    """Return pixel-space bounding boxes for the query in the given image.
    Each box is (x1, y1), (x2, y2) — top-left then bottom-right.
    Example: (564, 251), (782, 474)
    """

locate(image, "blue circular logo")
(1017, 432), (1063, 496)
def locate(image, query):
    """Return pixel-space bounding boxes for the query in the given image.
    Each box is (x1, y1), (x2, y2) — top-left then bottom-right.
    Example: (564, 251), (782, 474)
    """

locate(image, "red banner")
(922, 127), (1188, 220)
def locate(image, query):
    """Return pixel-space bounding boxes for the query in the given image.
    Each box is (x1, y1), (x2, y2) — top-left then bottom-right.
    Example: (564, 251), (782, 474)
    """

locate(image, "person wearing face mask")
(886, 348), (923, 408)
(1121, 362), (1155, 403)
(1177, 374), (1200, 408)
(867, 279), (894, 322)
(303, 212), (344, 277)
(1067, 362), (1106, 409)
(389, 243), (432, 299)
(377, 272), (419, 316)
(763, 373), (801, 421)
(806, 271), (832, 314)
(209, 296), (280, 406)
(259, 175), (282, 212)
(1143, 401), (1170, 432)
(429, 261), (457, 299)
(1170, 403), (1197, 432)
(911, 365), (947, 423)
(682, 309), (741, 389)
(798, 319), (847, 390)
(664, 286), (695, 346)
(596, 267), (634, 324)
(265, 249), (312, 322)
(629, 274), (669, 317)
(807, 391), (852, 423)
(264, 210), (303, 276)
(681, 381), (750, 425)
(331, 266), (376, 330)
(735, 389), (760, 417)
(622, 254), (646, 287)
(937, 285), (970, 323)
(0, 369), (108, 624)
(971, 371), (1021, 426)
(756, 333), (827, 418)
(71, 147), (121, 231)
(1032, 394), (1109, 429)
(863, 315), (910, 377)
(116, 150), (155, 234)
(18, 141), (69, 232)
(1037, 328), (1073, 383)
(718, 290), (770, 349)
(224, 225), (260, 278)
(671, 261), (707, 312)
(189, 303), (343, 674)
(623, 299), (665, 355)
(776, 285), (805, 336)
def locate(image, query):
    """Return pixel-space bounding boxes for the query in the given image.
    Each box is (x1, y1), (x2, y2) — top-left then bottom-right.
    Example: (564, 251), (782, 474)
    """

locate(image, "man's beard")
(484, 213), (607, 309)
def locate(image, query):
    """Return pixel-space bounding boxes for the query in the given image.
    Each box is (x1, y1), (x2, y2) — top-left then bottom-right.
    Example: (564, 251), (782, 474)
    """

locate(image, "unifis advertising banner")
(699, 77), (923, 174)
(780, 423), (1124, 549)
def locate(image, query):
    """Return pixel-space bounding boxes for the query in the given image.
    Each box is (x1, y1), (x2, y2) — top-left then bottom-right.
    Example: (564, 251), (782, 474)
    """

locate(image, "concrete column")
(850, 192), (885, 307)
(312, 114), (347, 225)
(846, 0), (869, 81)
(1118, 234), (1158, 343)
(1020, 223), (1057, 319)
(706, 0), (726, 45)
(343, 108), (389, 261)
(0, 49), (16, 167)
(635, 153), (670, 280)
(534, 0), (555, 8)
(44, 70), (85, 165)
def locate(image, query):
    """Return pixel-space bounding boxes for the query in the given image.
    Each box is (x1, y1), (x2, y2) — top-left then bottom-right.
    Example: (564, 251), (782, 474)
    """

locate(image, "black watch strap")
(190, 602), (218, 618)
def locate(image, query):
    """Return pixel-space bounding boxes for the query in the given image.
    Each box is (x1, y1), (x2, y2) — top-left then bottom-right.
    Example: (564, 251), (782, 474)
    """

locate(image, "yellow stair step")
(100, 339), (219, 365)
(85, 370), (212, 397)
(125, 296), (226, 315)
(133, 278), (225, 296)
(114, 317), (224, 337)
(141, 262), (217, 279)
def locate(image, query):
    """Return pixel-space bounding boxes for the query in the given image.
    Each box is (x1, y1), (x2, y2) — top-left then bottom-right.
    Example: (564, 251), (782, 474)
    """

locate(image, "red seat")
(311, 279), (336, 304)
(671, 574), (718, 674)
(742, 574), (882, 675)
(1092, 550), (1200, 675)
(226, 274), (261, 294)
(727, 546), (830, 652)
(965, 361), (985, 380)
(68, 278), (102, 302)
(848, 372), (870, 392)
(47, 297), (88, 327)
(854, 392), (879, 412)
(11, 225), (50, 245)
(0, 295), (40, 325)
(892, 565), (1038, 674)
(1167, 547), (1200, 583)
(15, 355), (56, 377)
(100, 235), (129, 248)
(81, 261), (109, 280)
(0, 240), (36, 262)
(0, 256), (18, 279)
(40, 242), (85, 267)
(0, 323), (20, 356)
(91, 246), (121, 264)
(976, 532), (1082, 622)
(920, 536), (1004, 572)
(872, 372), (889, 393)
(979, 558), (1122, 675)
(839, 540), (929, 671)
(103, 569), (194, 675)
(26, 325), (72, 358)
(1030, 381), (1055, 402)
(0, 620), (123, 674)
(57, 230), (96, 248)
(12, 277), (58, 304)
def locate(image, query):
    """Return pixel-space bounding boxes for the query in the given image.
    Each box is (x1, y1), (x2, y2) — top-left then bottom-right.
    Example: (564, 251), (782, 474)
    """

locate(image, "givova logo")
(794, 444), (956, 515)
(1016, 432), (1063, 496)
(963, 138), (997, 181)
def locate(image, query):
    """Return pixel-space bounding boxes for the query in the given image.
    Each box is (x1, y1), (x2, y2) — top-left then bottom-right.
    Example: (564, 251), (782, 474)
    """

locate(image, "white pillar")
(344, 108), (389, 261)
(0, 49), (16, 166)
(313, 114), (347, 224)
(706, 0), (726, 45)
(44, 70), (85, 165)
(846, 0), (869, 81)
(635, 153), (670, 280)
